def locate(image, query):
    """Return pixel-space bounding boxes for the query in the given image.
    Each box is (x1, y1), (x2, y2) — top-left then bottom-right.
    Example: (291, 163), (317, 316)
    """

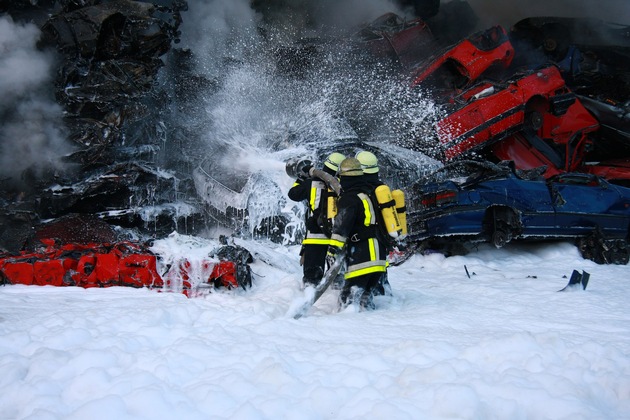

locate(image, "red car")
(582, 159), (630, 187)
(410, 25), (514, 90)
(435, 66), (600, 164)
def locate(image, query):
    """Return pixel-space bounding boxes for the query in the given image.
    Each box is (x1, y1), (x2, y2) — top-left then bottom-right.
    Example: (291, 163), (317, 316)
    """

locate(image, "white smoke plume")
(178, 0), (261, 76)
(0, 15), (72, 187)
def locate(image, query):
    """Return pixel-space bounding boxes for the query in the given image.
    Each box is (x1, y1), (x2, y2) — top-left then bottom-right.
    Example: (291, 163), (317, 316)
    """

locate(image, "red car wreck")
(434, 66), (600, 169)
(0, 239), (252, 297)
(410, 25), (514, 91)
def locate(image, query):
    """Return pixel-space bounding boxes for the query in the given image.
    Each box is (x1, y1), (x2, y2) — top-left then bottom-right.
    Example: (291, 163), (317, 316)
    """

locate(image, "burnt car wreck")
(1, 1), (630, 267)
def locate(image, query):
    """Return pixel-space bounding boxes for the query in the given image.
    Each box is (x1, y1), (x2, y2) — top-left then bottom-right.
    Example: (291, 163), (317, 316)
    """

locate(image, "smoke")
(178, 0), (409, 73)
(307, 0), (407, 32)
(466, 0), (630, 29)
(178, 0), (261, 76)
(0, 16), (72, 188)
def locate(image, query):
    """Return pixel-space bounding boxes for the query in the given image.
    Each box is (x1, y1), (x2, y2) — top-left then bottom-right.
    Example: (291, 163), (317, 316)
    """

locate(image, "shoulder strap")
(367, 187), (397, 247)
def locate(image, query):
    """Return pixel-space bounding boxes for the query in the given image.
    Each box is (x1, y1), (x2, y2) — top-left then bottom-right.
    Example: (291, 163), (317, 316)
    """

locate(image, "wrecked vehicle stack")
(0, 238), (253, 296)
(0, 213), (253, 295)
(396, 14), (630, 263)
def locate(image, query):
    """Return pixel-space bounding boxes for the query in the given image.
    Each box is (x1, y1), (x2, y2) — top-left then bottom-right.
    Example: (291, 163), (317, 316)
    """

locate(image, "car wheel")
(485, 207), (518, 249)
(540, 24), (570, 60)
(491, 227), (510, 248)
(603, 240), (630, 265)
(525, 110), (543, 131)
(577, 230), (629, 265)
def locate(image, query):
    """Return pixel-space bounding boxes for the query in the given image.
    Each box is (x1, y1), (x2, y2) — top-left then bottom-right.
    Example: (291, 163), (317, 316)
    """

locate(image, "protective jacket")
(288, 168), (338, 286)
(358, 171), (393, 296)
(329, 176), (387, 280)
(288, 176), (334, 243)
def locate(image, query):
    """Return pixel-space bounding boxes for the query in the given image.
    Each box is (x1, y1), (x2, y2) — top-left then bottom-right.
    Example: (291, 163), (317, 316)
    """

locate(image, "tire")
(491, 227), (510, 248)
(540, 24), (570, 60)
(603, 240), (630, 265)
(525, 110), (543, 131)
(486, 208), (517, 249)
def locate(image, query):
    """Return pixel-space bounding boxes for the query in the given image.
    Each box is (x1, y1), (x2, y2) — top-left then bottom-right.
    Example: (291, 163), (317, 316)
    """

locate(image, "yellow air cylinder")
(392, 189), (407, 238)
(375, 185), (401, 238)
(327, 188), (338, 219)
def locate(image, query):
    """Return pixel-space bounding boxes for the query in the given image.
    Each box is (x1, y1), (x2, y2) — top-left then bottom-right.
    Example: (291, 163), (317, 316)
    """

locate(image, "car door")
(494, 176), (555, 237)
(548, 173), (628, 238)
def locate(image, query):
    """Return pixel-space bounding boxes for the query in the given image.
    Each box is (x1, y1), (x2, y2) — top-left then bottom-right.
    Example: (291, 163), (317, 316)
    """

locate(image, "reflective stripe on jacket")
(309, 180), (326, 212)
(302, 231), (332, 246)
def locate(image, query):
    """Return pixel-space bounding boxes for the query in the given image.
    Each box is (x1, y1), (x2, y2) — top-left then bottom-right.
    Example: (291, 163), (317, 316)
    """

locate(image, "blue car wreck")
(406, 161), (630, 264)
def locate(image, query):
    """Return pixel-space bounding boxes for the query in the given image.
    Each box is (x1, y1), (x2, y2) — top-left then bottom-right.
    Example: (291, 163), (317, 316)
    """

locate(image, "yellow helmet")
(338, 157), (364, 177)
(355, 151), (379, 174)
(324, 152), (345, 171)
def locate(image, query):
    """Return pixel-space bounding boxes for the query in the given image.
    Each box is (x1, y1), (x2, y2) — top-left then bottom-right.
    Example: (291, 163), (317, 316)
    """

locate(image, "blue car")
(406, 160), (630, 264)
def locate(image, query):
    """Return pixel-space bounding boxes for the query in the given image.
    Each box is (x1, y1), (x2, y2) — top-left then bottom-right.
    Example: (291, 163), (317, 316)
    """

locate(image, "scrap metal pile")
(350, 13), (630, 263)
(0, 0), (204, 255)
(258, 10), (630, 263)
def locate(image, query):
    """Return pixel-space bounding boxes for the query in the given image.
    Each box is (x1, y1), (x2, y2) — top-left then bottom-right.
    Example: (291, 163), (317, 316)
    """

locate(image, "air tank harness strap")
(377, 198), (396, 210)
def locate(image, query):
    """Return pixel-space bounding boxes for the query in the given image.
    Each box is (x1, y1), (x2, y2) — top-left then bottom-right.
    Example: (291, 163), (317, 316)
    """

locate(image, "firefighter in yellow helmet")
(326, 157), (387, 310)
(355, 150), (379, 179)
(355, 150), (392, 297)
(288, 152), (345, 287)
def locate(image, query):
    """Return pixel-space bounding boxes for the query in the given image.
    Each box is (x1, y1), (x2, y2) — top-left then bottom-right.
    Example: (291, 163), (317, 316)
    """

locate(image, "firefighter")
(355, 150), (393, 296)
(326, 157), (388, 311)
(288, 152), (345, 287)
(355, 150), (381, 187)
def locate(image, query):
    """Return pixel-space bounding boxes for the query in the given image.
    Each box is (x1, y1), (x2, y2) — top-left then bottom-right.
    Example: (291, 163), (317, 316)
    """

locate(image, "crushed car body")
(0, 239), (253, 296)
(434, 66), (600, 164)
(358, 12), (435, 71)
(406, 160), (630, 264)
(410, 25), (514, 90)
(0, 214), (253, 296)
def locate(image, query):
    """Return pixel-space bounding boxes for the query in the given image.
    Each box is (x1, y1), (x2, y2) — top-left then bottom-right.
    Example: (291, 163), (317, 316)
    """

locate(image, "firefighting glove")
(326, 245), (343, 269)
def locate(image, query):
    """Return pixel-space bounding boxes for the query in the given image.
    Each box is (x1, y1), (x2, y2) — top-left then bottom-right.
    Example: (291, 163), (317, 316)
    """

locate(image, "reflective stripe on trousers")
(345, 237), (387, 279)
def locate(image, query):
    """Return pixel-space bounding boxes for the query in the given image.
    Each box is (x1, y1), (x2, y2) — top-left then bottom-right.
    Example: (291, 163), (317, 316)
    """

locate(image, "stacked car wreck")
(190, 9), (630, 265)
(0, 215), (254, 295)
(402, 16), (630, 263)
